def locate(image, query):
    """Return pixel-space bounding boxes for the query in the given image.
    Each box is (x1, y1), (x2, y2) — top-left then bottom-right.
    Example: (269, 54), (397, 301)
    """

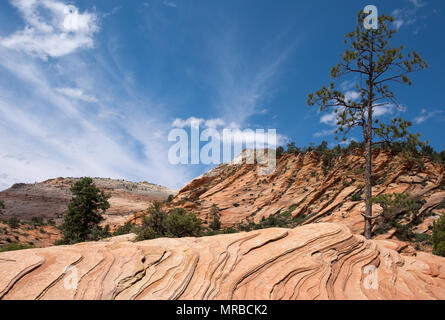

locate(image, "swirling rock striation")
(1, 223), (444, 300)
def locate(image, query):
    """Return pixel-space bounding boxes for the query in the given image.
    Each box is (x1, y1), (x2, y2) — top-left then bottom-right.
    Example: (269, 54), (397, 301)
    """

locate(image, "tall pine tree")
(307, 12), (428, 239)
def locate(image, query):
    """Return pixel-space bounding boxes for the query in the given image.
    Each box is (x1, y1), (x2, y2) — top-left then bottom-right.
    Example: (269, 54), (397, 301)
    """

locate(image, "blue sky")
(0, 0), (444, 190)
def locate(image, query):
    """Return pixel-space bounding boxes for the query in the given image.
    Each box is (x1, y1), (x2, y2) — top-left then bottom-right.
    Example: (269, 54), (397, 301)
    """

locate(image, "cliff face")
(164, 150), (444, 239)
(1, 223), (444, 300)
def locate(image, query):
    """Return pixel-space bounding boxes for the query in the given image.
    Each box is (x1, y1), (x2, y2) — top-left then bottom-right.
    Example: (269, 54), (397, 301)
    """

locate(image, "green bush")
(165, 208), (202, 238)
(414, 233), (431, 243)
(134, 202), (203, 241)
(209, 204), (221, 231)
(88, 224), (111, 241)
(31, 216), (45, 227)
(0, 243), (35, 253)
(167, 195), (174, 203)
(8, 217), (20, 229)
(351, 192), (362, 202)
(432, 213), (445, 257)
(113, 221), (135, 236)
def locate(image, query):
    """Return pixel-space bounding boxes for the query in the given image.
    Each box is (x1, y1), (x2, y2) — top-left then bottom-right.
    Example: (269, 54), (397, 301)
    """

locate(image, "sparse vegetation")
(7, 217), (20, 229)
(0, 243), (35, 253)
(30, 216), (45, 227)
(113, 221), (136, 236)
(372, 193), (424, 242)
(0, 199), (5, 215)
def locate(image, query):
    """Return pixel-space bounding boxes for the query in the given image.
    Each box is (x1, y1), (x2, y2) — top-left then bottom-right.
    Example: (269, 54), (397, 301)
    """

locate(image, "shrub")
(414, 233), (431, 243)
(113, 221), (135, 236)
(8, 217), (20, 229)
(167, 195), (174, 203)
(165, 208), (203, 238)
(88, 224), (111, 241)
(432, 213), (445, 257)
(0, 199), (5, 215)
(209, 204), (221, 231)
(0, 243), (35, 253)
(351, 192), (362, 202)
(31, 217), (45, 227)
(134, 203), (203, 241)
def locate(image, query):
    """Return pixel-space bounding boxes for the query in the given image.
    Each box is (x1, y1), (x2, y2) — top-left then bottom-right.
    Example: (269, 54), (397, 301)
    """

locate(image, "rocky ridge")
(162, 149), (444, 242)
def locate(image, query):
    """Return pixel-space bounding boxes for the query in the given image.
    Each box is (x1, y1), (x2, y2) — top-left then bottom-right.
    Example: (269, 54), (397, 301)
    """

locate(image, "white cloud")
(408, 0), (427, 8)
(340, 80), (357, 91)
(374, 103), (397, 117)
(55, 87), (98, 103)
(162, 1), (177, 8)
(320, 111), (338, 126)
(345, 90), (360, 102)
(314, 128), (336, 138)
(0, 0), (99, 59)
(172, 117), (226, 129)
(392, 0), (428, 31)
(414, 108), (443, 124)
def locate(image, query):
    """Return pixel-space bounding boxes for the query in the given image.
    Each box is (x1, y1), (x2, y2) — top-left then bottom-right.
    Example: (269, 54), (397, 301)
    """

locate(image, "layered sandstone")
(1, 223), (444, 300)
(161, 149), (444, 239)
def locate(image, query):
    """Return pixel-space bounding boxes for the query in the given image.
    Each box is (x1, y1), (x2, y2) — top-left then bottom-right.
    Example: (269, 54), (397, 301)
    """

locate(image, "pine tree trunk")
(364, 137), (373, 239)
(363, 31), (375, 240)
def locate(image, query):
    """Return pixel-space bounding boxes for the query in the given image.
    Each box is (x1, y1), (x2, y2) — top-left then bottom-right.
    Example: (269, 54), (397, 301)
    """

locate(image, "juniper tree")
(307, 13), (428, 239)
(61, 177), (110, 244)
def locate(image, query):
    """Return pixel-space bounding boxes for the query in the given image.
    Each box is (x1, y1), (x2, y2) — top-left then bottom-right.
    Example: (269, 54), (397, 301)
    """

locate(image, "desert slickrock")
(159, 149), (444, 240)
(1, 223), (444, 300)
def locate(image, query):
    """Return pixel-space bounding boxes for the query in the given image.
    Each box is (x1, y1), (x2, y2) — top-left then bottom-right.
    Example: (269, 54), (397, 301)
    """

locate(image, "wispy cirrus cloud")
(414, 108), (444, 124)
(0, 0), (194, 190)
(55, 87), (98, 103)
(392, 0), (432, 32)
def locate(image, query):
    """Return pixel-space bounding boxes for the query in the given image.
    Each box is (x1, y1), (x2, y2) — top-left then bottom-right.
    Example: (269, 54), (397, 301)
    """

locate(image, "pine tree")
(60, 177), (110, 244)
(307, 12), (428, 239)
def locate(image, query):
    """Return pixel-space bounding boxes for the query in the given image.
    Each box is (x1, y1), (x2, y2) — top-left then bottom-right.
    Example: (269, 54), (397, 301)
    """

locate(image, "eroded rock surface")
(163, 150), (444, 237)
(1, 223), (444, 300)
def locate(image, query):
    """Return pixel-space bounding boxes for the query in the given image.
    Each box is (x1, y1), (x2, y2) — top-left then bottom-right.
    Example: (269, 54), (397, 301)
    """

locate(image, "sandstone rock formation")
(159, 149), (444, 242)
(1, 223), (444, 300)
